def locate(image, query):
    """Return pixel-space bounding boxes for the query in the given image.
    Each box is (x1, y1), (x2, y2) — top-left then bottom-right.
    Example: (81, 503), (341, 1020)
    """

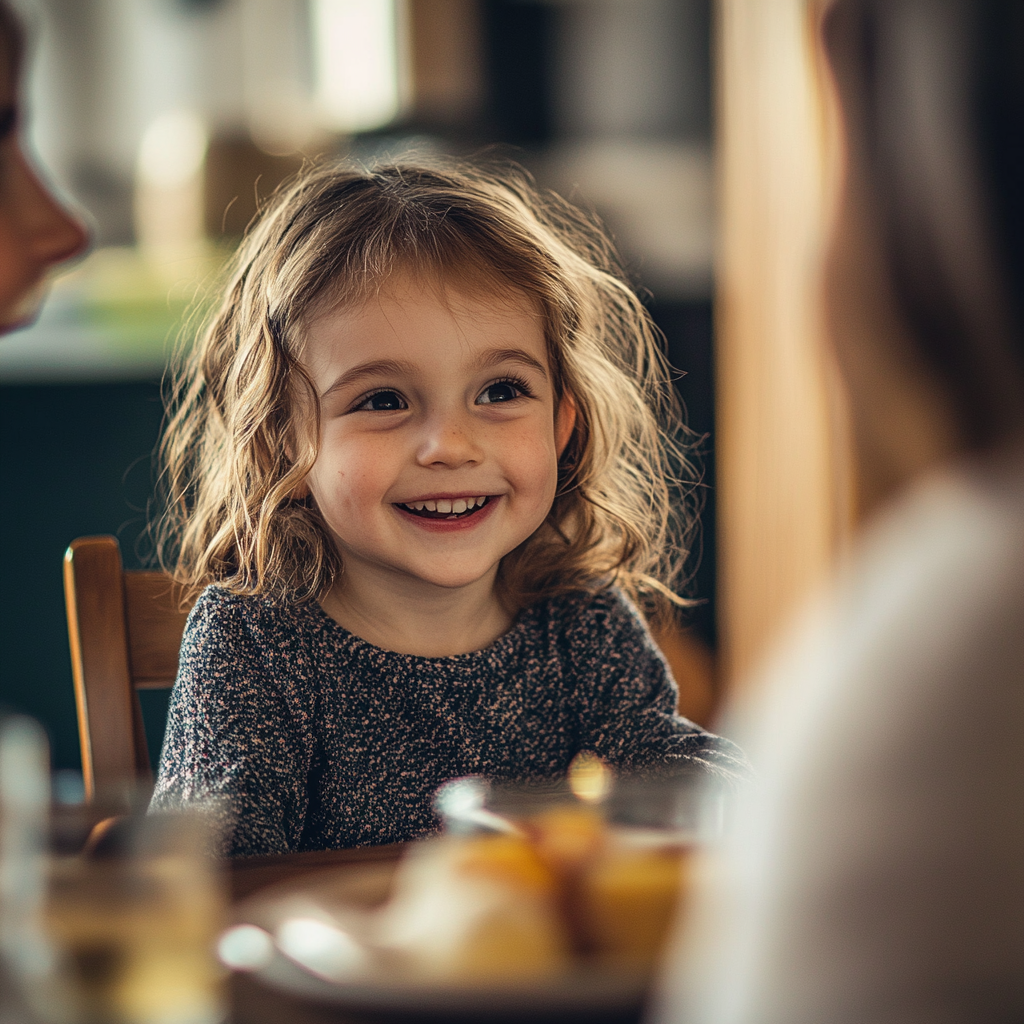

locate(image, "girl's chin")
(397, 560), (504, 592)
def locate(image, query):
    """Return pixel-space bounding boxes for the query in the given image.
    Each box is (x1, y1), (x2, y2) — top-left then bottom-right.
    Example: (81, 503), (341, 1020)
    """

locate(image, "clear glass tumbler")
(0, 717), (225, 1024)
(38, 811), (226, 1024)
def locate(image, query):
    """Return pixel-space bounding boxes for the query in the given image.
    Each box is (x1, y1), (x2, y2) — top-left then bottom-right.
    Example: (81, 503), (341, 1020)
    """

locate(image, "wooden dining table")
(230, 843), (405, 903)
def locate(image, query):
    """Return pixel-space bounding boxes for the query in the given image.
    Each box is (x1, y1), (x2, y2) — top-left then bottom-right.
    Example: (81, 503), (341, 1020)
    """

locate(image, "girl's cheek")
(504, 424), (560, 480)
(342, 440), (403, 481)
(324, 429), (388, 467)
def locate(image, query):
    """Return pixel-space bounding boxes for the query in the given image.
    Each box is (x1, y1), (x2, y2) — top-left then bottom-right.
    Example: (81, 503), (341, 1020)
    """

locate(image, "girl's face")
(299, 271), (576, 594)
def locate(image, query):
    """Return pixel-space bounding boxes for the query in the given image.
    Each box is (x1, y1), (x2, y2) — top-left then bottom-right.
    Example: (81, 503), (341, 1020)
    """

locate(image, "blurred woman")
(0, 1), (87, 333)
(657, 1), (1024, 1021)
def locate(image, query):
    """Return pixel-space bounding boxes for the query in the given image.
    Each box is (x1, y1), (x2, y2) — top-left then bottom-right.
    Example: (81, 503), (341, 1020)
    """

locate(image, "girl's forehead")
(298, 267), (551, 378)
(308, 265), (544, 330)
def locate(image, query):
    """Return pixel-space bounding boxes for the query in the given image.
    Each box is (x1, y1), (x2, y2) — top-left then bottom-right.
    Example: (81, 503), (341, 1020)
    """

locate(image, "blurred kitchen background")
(0, 0), (718, 777)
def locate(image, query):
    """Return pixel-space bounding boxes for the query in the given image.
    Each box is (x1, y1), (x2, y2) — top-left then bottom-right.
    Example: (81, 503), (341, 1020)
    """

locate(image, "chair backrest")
(63, 535), (194, 802)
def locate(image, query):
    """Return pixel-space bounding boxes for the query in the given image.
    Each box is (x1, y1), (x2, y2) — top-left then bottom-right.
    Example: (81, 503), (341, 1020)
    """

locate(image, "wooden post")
(715, 0), (853, 692)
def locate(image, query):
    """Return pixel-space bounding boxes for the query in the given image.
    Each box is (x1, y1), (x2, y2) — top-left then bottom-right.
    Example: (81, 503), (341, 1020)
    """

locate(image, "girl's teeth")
(400, 496), (489, 514)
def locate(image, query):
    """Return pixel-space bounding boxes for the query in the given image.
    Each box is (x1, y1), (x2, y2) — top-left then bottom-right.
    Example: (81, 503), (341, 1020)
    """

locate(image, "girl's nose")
(415, 413), (483, 469)
(16, 150), (90, 270)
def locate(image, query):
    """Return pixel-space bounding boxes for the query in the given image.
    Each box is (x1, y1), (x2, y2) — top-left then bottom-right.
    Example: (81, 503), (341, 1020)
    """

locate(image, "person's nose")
(17, 151), (89, 270)
(415, 407), (484, 469)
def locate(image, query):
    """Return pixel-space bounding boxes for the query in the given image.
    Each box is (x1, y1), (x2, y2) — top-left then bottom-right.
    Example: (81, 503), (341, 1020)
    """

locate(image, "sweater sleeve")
(568, 590), (748, 782)
(149, 589), (313, 856)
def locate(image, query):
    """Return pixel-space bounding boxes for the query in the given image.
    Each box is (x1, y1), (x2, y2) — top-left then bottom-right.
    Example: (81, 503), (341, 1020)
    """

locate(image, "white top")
(655, 449), (1024, 1024)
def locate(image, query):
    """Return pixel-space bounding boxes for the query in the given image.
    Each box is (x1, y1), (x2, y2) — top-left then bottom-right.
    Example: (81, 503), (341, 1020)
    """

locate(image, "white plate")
(233, 862), (648, 1022)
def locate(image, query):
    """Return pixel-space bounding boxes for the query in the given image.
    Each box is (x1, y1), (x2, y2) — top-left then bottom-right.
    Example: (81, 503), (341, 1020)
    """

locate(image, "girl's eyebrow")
(321, 358), (413, 398)
(322, 348), (548, 399)
(475, 347), (549, 379)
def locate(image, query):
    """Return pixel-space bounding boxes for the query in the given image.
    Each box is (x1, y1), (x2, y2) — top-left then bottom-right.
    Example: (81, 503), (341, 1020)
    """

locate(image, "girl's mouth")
(394, 495), (492, 520)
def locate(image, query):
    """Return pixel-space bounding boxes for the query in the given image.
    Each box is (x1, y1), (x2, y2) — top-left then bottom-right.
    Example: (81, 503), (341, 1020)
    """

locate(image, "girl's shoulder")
(529, 586), (677, 703)
(540, 583), (644, 620)
(184, 585), (318, 645)
(188, 583), (278, 621)
(178, 588), (345, 701)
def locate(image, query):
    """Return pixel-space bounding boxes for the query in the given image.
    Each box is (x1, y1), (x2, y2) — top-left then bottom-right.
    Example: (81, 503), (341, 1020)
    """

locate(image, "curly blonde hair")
(156, 158), (696, 614)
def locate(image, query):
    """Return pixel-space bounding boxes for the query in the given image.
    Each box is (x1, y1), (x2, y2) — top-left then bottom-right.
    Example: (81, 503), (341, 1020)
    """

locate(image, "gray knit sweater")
(151, 585), (745, 855)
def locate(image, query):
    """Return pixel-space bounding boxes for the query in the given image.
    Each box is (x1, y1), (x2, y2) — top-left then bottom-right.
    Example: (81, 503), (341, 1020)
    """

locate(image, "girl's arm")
(149, 589), (314, 855)
(569, 589), (749, 781)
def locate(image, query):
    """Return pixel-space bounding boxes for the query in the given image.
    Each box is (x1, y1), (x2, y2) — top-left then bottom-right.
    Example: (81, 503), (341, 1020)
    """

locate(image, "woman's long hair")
(825, 0), (1024, 448)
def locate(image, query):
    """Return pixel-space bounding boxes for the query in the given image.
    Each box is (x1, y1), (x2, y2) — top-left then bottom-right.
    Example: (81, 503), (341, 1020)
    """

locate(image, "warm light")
(568, 751), (611, 804)
(134, 109), (208, 261)
(312, 0), (406, 133)
(136, 110), (207, 190)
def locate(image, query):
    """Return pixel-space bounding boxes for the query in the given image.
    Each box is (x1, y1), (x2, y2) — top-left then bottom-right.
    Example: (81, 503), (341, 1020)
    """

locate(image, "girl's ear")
(555, 393), (577, 456)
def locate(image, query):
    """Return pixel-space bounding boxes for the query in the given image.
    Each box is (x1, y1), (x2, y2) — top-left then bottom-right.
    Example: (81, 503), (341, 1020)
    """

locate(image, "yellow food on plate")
(374, 836), (569, 984)
(437, 883), (569, 984)
(526, 804), (606, 874)
(366, 792), (692, 984)
(453, 834), (557, 897)
(582, 844), (689, 966)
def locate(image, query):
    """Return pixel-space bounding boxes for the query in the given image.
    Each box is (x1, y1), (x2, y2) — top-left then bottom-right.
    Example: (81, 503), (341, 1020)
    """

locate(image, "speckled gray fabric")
(151, 585), (745, 856)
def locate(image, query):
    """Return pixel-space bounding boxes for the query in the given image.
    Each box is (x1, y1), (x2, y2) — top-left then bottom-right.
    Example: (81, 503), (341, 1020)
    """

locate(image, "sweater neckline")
(298, 597), (532, 664)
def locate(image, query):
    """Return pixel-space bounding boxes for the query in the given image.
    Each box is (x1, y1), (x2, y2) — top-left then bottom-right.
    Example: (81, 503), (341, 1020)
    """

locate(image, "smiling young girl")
(151, 159), (744, 855)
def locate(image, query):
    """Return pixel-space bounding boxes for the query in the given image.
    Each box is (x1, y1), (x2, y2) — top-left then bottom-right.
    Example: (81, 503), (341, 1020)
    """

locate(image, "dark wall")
(480, 0), (557, 146)
(0, 381), (165, 771)
(651, 299), (716, 648)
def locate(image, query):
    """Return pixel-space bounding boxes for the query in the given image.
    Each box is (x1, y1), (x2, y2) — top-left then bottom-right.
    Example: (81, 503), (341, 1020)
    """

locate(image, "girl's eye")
(477, 380), (526, 405)
(357, 390), (406, 412)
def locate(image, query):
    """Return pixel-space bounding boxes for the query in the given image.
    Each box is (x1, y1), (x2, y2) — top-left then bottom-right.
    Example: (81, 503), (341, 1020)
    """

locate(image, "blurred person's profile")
(655, 1), (1024, 1022)
(0, 1), (87, 334)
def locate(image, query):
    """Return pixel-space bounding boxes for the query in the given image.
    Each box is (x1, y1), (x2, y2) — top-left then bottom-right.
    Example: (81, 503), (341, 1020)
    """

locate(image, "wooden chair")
(63, 536), (194, 802)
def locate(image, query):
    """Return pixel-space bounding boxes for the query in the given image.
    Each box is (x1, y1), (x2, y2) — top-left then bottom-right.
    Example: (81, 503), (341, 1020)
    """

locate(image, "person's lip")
(0, 276), (49, 335)
(394, 492), (499, 503)
(392, 494), (501, 532)
(392, 493), (499, 513)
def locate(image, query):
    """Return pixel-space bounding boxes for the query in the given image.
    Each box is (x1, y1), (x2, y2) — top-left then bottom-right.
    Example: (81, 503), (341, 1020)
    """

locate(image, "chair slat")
(124, 573), (191, 688)
(63, 537), (140, 800)
(64, 537), (194, 802)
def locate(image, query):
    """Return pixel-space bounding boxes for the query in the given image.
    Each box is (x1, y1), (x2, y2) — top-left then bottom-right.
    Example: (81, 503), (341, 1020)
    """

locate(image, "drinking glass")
(0, 718), (225, 1024)
(36, 811), (226, 1024)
